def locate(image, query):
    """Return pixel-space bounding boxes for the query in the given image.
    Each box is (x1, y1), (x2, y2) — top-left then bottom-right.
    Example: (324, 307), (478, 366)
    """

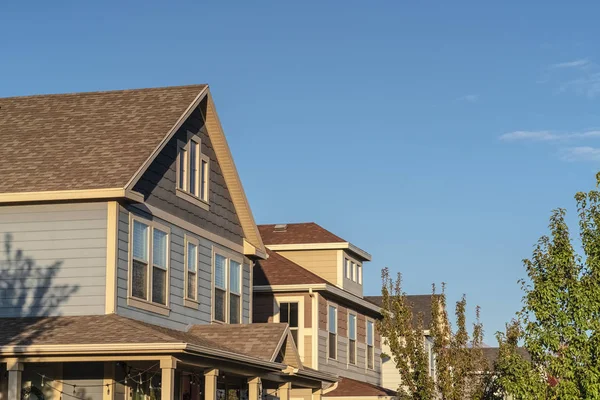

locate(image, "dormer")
(258, 223), (371, 297)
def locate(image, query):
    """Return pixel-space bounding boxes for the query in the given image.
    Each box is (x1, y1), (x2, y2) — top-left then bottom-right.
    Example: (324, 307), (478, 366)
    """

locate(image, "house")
(0, 85), (336, 400)
(253, 223), (396, 400)
(364, 296), (436, 392)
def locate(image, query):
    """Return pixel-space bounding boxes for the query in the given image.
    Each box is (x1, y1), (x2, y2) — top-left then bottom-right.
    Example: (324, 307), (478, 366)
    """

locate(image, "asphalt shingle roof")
(365, 295), (437, 329)
(323, 377), (397, 397)
(254, 249), (329, 286)
(0, 85), (206, 193)
(258, 223), (346, 245)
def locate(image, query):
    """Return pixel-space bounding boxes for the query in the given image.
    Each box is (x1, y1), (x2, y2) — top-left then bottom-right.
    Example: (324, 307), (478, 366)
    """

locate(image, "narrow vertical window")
(151, 229), (168, 305)
(352, 262), (356, 282)
(178, 147), (187, 190)
(280, 302), (299, 345)
(328, 305), (337, 359)
(189, 140), (198, 196)
(177, 136), (209, 206)
(229, 260), (241, 324)
(367, 320), (375, 369)
(185, 240), (198, 301)
(214, 254), (227, 322)
(200, 158), (209, 201)
(348, 313), (357, 365)
(357, 264), (363, 284)
(345, 259), (351, 279)
(132, 220), (149, 300)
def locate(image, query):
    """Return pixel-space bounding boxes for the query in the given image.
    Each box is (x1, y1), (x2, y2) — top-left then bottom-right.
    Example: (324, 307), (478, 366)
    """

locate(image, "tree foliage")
(377, 268), (487, 400)
(495, 173), (600, 399)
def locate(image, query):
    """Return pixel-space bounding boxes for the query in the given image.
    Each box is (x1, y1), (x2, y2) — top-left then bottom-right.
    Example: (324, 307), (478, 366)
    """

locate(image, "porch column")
(103, 362), (115, 400)
(278, 382), (291, 400)
(248, 377), (261, 400)
(161, 357), (177, 400)
(7, 359), (24, 400)
(312, 388), (322, 400)
(204, 369), (219, 400)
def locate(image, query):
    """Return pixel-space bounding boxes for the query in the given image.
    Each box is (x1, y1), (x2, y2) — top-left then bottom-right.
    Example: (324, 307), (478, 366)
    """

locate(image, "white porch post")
(204, 369), (219, 400)
(160, 357), (177, 400)
(278, 382), (291, 400)
(248, 377), (261, 400)
(312, 388), (322, 400)
(7, 359), (24, 400)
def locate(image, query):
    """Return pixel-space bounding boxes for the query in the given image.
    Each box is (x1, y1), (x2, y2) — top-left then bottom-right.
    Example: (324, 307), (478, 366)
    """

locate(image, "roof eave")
(266, 242), (371, 261)
(0, 188), (144, 204)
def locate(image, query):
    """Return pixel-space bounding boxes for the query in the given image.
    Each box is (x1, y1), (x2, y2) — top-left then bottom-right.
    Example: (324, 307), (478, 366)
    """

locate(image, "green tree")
(377, 268), (486, 400)
(495, 172), (600, 399)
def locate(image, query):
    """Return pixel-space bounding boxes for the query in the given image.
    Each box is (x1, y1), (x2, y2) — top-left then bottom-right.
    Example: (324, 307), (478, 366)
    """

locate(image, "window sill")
(176, 189), (209, 211)
(184, 298), (199, 309)
(211, 319), (226, 325)
(127, 297), (170, 316)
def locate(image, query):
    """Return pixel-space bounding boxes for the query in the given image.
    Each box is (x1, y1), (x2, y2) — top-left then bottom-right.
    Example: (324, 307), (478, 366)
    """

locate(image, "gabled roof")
(254, 249), (329, 286)
(0, 85), (264, 253)
(365, 295), (437, 329)
(323, 377), (397, 398)
(259, 223), (345, 245)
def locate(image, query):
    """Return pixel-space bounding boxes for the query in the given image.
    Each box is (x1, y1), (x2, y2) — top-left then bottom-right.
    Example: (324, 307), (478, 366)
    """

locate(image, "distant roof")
(254, 249), (329, 286)
(481, 347), (531, 370)
(323, 377), (397, 398)
(258, 223), (346, 245)
(0, 85), (206, 193)
(365, 295), (437, 329)
(0, 314), (286, 363)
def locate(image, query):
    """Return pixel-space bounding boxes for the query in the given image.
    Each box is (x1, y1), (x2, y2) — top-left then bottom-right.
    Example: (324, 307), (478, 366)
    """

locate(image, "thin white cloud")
(499, 130), (600, 142)
(560, 147), (600, 162)
(558, 72), (600, 98)
(550, 59), (591, 69)
(456, 94), (479, 103)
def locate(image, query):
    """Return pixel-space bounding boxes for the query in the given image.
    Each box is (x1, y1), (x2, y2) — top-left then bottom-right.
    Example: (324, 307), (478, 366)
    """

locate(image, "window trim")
(348, 312), (357, 365)
(366, 317), (375, 370)
(274, 295), (305, 360)
(328, 303), (338, 360)
(176, 135), (210, 211)
(211, 246), (243, 324)
(184, 234), (200, 307)
(357, 264), (363, 285)
(127, 214), (171, 315)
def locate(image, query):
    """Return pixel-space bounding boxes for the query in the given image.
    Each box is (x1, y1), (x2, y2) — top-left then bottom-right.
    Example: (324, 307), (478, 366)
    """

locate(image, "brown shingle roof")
(0, 85), (206, 193)
(365, 295), (437, 329)
(258, 223), (346, 245)
(481, 347), (531, 370)
(254, 249), (329, 286)
(0, 314), (287, 363)
(323, 378), (397, 398)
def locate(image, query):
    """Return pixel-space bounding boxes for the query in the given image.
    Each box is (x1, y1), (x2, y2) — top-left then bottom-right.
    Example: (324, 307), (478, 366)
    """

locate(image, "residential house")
(253, 223), (396, 400)
(0, 86), (335, 400)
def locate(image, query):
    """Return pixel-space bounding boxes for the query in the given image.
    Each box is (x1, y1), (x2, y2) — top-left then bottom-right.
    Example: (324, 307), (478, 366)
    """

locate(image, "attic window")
(176, 136), (210, 209)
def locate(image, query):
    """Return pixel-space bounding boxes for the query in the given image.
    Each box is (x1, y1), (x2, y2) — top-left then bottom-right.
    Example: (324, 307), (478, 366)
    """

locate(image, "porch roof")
(323, 377), (396, 398)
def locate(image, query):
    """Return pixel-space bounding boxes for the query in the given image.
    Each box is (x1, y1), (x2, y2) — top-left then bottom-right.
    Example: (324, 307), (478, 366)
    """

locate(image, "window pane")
(214, 288), (226, 322)
(215, 254), (226, 289)
(280, 303), (289, 323)
(201, 160), (208, 201)
(289, 303), (299, 328)
(152, 266), (167, 305)
(230, 260), (241, 294)
(328, 306), (336, 333)
(178, 148), (186, 189)
(352, 262), (356, 281)
(187, 242), (197, 273)
(367, 321), (374, 345)
(329, 332), (336, 359)
(349, 314), (356, 339)
(153, 229), (168, 269)
(132, 259), (147, 300)
(358, 265), (362, 284)
(345, 259), (350, 278)
(189, 141), (197, 195)
(187, 271), (196, 300)
(349, 339), (356, 364)
(290, 329), (298, 346)
(230, 293), (240, 324)
(133, 221), (148, 261)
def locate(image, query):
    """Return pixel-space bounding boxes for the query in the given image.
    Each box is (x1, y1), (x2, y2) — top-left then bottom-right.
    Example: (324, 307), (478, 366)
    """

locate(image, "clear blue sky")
(3, 1), (600, 343)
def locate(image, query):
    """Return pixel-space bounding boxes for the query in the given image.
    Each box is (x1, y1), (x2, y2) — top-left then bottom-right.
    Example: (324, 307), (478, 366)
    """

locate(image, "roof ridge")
(0, 83), (208, 101)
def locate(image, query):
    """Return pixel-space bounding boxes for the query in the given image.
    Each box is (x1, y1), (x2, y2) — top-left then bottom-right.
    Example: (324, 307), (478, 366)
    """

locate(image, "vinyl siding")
(0, 202), (107, 317)
(132, 105), (244, 246)
(276, 249), (340, 286)
(381, 342), (402, 391)
(116, 206), (250, 330)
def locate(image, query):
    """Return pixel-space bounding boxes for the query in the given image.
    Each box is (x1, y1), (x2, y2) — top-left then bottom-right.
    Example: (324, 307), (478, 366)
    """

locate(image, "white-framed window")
(274, 296), (305, 359)
(213, 250), (243, 324)
(348, 313), (357, 365)
(352, 262), (357, 282)
(345, 258), (351, 279)
(130, 216), (170, 307)
(328, 304), (337, 360)
(177, 135), (210, 205)
(426, 337), (436, 378)
(279, 302), (299, 345)
(357, 264), (363, 284)
(184, 236), (199, 302)
(367, 319), (375, 369)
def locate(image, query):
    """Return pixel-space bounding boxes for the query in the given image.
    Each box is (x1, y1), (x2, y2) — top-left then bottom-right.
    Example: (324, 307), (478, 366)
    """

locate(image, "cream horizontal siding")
(381, 342), (402, 391)
(0, 202), (107, 317)
(276, 249), (339, 285)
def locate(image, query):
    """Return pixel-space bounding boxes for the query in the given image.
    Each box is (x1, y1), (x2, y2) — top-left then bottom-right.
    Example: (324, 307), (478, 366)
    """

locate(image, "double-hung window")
(367, 320), (375, 369)
(177, 136), (210, 205)
(348, 313), (357, 365)
(279, 302), (299, 345)
(328, 305), (337, 359)
(185, 236), (199, 302)
(213, 251), (243, 324)
(131, 217), (169, 307)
